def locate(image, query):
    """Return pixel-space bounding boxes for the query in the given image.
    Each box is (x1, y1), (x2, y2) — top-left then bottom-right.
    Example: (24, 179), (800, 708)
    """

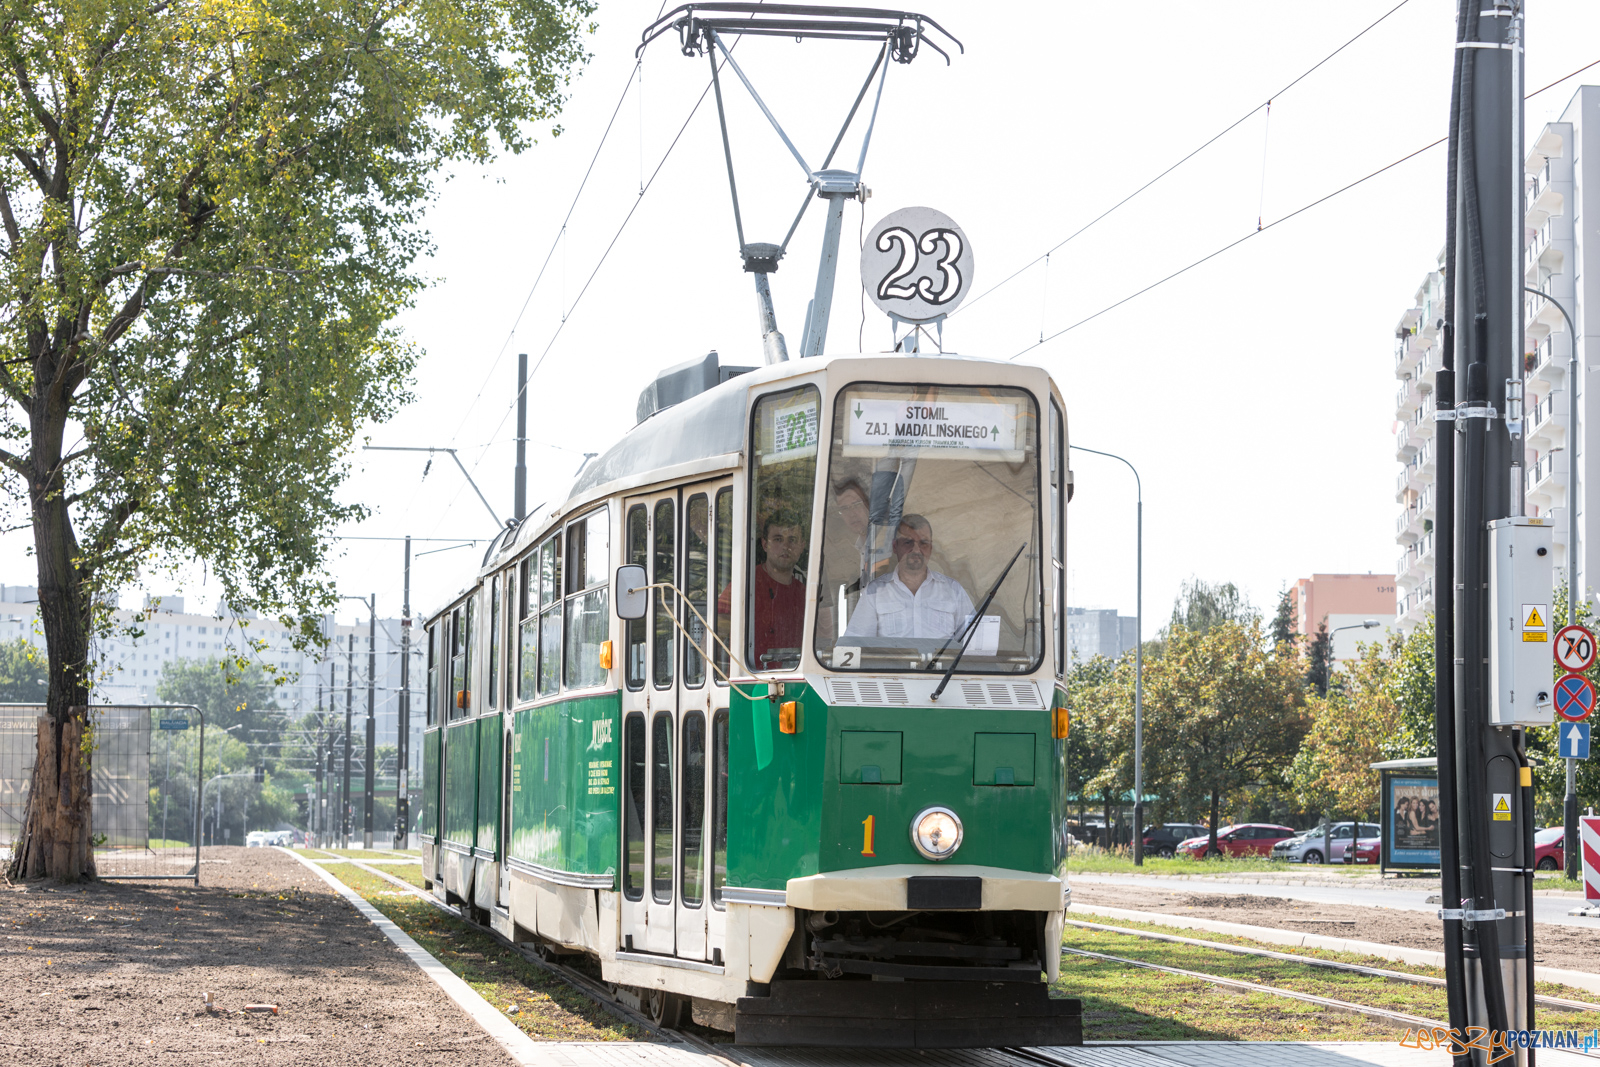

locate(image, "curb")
(277, 847), (554, 1065)
(1067, 902), (1600, 996)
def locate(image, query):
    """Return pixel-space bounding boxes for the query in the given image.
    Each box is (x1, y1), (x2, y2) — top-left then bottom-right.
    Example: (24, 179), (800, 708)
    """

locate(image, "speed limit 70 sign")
(1557, 625), (1598, 673)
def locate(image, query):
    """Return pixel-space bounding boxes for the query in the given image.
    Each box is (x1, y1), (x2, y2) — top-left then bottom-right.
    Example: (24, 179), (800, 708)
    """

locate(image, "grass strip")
(1056, 925), (1600, 1041)
(318, 862), (646, 1042)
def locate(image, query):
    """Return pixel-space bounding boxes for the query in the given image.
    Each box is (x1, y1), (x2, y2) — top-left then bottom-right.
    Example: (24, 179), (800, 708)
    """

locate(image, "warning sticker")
(1493, 793), (1513, 822)
(1524, 604), (1549, 630)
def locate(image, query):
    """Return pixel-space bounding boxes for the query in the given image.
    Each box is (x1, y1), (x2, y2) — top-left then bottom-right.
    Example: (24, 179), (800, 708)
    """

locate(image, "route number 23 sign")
(861, 206), (975, 323)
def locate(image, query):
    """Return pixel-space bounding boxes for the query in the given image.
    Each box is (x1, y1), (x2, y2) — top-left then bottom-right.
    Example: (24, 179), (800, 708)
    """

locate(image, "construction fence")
(0, 704), (204, 882)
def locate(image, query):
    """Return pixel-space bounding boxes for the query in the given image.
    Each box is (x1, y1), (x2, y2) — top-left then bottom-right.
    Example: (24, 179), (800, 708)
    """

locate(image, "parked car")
(1176, 823), (1297, 859)
(1141, 823), (1208, 858)
(1534, 826), (1566, 870)
(244, 830), (269, 847)
(1272, 822), (1381, 864)
(1347, 834), (1381, 865)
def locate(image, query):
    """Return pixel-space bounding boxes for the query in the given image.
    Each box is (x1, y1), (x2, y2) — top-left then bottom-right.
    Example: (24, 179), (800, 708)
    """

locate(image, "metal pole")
(515, 355), (528, 522)
(344, 633), (353, 849)
(803, 193), (848, 358)
(365, 595), (376, 850)
(398, 536), (412, 847)
(1529, 286), (1582, 883)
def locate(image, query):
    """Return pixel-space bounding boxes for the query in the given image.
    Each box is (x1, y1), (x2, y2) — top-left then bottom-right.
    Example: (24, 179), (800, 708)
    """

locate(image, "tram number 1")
(862, 815), (876, 857)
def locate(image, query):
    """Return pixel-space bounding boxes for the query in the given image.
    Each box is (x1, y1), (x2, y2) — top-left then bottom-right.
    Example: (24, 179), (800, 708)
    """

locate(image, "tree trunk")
(6, 436), (97, 882)
(1208, 788), (1221, 857)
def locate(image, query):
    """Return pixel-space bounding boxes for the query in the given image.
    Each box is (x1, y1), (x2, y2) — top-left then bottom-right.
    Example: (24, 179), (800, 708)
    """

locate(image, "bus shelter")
(1369, 757), (1440, 873)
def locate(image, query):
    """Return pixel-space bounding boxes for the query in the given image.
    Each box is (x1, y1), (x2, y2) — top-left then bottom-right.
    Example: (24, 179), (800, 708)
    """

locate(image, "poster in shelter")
(1386, 775), (1441, 866)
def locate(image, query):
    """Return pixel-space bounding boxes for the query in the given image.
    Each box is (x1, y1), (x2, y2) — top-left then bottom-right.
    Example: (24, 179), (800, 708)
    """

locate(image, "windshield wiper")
(929, 542), (1027, 701)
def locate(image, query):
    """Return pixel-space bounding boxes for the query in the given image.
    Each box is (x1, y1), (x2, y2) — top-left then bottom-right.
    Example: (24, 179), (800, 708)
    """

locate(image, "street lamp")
(1069, 445), (1144, 864)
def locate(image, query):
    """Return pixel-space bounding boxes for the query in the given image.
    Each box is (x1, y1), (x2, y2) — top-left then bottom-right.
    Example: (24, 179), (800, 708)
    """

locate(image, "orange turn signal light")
(456, 689), (470, 710)
(779, 700), (800, 734)
(1052, 705), (1069, 739)
(599, 639), (614, 670)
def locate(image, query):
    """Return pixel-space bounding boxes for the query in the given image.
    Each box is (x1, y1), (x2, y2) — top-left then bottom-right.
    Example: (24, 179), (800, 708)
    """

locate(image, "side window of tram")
(564, 511), (610, 689)
(623, 712), (646, 901)
(685, 493), (709, 687)
(450, 606), (469, 719)
(711, 709), (728, 907)
(1051, 402), (1066, 677)
(518, 554), (538, 703)
(681, 711), (706, 907)
(425, 624), (438, 727)
(748, 385), (820, 673)
(714, 488), (732, 684)
(625, 505), (648, 690)
(652, 499), (676, 688)
(539, 535), (562, 695)
(487, 578), (500, 711)
(651, 711), (674, 904)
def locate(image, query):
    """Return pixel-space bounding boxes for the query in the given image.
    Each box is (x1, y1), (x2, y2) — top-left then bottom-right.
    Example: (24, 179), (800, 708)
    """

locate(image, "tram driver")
(840, 515), (976, 641)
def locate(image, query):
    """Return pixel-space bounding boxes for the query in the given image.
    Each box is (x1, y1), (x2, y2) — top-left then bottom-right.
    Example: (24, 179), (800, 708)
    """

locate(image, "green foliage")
(1383, 616), (1437, 760)
(1290, 636), (1400, 820)
(156, 656), (281, 736)
(0, 0), (597, 690)
(1270, 587), (1296, 648)
(1168, 579), (1257, 635)
(1305, 618), (1332, 697)
(0, 637), (47, 701)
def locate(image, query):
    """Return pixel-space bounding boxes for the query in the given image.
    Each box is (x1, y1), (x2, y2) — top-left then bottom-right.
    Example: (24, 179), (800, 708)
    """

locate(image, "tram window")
(564, 510), (610, 690)
(652, 499), (676, 688)
(538, 536), (561, 696)
(681, 711), (706, 907)
(623, 712), (646, 901)
(505, 566), (519, 706)
(685, 493), (709, 688)
(425, 624), (438, 727)
(815, 383), (1043, 676)
(713, 488), (732, 683)
(651, 711), (674, 905)
(450, 606), (468, 719)
(518, 557), (537, 703)
(1051, 401), (1066, 678)
(487, 578), (500, 711)
(625, 504), (648, 691)
(711, 709), (728, 908)
(747, 385), (819, 673)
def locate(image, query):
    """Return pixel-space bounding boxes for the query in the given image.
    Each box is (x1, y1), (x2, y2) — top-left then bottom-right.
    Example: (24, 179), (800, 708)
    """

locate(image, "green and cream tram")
(420, 350), (1077, 1046)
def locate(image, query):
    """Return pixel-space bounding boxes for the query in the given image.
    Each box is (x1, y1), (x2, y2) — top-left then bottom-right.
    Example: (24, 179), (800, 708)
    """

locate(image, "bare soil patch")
(1071, 883), (1600, 975)
(0, 846), (514, 1066)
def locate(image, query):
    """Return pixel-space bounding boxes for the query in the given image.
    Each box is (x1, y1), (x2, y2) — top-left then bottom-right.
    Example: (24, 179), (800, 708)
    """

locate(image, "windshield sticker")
(766, 397), (819, 464)
(846, 399), (1019, 452)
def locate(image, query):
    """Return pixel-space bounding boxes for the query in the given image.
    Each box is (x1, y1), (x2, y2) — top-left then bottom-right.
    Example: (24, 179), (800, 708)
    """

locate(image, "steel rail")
(1064, 917), (1600, 1014)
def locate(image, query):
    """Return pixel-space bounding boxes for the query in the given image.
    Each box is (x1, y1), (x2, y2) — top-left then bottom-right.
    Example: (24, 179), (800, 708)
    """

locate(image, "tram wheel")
(642, 989), (689, 1029)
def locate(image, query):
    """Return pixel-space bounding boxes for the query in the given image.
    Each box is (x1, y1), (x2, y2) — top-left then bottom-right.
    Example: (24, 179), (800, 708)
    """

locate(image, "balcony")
(1394, 330), (1423, 377)
(1396, 423), (1416, 461)
(1527, 388), (1566, 446)
(1395, 503), (1423, 545)
(1396, 379), (1419, 419)
(1411, 395), (1436, 439)
(1525, 167), (1563, 227)
(1526, 448), (1568, 504)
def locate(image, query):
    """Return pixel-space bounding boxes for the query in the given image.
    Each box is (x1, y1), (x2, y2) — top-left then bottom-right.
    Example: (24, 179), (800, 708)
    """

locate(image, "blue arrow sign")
(1560, 722), (1591, 760)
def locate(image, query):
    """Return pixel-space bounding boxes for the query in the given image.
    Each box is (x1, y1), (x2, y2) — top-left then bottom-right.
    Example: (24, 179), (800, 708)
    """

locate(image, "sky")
(6, 0), (1600, 637)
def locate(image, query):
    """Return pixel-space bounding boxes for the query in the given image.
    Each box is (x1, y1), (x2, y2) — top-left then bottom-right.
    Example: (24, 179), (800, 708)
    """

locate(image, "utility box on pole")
(1489, 516), (1554, 725)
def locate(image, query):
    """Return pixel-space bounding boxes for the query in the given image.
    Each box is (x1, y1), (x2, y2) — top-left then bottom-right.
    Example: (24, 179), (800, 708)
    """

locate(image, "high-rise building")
(1066, 606), (1138, 667)
(1287, 574), (1397, 662)
(1394, 85), (1600, 631)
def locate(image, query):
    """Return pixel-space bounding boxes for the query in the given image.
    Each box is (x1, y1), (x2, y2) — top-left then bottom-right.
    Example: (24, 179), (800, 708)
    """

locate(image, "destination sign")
(846, 399), (1019, 453)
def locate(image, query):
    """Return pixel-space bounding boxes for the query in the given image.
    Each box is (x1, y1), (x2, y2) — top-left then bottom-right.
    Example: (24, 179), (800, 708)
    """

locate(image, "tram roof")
(427, 351), (1050, 619)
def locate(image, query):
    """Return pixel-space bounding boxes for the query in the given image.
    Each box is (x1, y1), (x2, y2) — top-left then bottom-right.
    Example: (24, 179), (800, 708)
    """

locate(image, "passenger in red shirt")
(752, 514), (806, 669)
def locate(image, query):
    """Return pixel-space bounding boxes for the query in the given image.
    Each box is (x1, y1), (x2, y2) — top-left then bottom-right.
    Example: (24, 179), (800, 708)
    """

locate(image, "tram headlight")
(910, 806), (963, 862)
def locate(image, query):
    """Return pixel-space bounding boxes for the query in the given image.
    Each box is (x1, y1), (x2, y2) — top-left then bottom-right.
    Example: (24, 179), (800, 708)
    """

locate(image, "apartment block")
(1394, 86), (1600, 628)
(1066, 606), (1139, 666)
(1288, 573), (1397, 661)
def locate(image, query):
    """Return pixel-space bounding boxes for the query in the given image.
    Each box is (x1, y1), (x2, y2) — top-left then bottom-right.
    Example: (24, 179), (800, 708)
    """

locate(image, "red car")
(1175, 823), (1298, 859)
(1534, 826), (1566, 870)
(1348, 836), (1380, 864)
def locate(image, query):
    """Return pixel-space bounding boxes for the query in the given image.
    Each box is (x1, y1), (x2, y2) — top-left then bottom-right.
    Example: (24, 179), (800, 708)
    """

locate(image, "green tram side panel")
(444, 720), (478, 849)
(726, 682), (1055, 890)
(476, 716), (502, 856)
(422, 729), (441, 838)
(1051, 686), (1068, 873)
(509, 691), (621, 884)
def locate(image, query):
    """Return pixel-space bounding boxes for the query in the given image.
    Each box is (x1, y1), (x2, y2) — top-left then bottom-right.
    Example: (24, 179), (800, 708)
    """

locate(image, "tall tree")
(1141, 619), (1308, 855)
(1305, 617), (1333, 697)
(2, 0), (593, 880)
(1169, 578), (1256, 635)
(1270, 587), (1296, 649)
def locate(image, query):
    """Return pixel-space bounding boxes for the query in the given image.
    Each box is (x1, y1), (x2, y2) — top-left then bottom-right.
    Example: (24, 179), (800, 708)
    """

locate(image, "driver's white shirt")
(841, 569), (976, 640)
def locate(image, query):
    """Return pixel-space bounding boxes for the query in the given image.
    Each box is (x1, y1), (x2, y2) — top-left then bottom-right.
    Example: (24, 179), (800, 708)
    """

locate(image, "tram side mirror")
(615, 565), (649, 620)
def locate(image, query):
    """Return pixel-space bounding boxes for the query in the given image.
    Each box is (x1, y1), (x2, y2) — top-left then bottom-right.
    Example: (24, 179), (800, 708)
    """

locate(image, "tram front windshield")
(815, 383), (1041, 674)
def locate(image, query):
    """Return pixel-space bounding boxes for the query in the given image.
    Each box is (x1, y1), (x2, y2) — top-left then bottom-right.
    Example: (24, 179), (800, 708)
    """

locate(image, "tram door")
(619, 479), (733, 962)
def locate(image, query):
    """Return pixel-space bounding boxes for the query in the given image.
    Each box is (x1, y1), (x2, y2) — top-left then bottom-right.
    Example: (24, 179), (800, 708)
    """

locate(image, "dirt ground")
(0, 846), (516, 1066)
(1070, 882), (1600, 975)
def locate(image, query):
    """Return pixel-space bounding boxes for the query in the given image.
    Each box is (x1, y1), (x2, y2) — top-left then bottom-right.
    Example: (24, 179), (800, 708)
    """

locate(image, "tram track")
(316, 853), (1600, 1060)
